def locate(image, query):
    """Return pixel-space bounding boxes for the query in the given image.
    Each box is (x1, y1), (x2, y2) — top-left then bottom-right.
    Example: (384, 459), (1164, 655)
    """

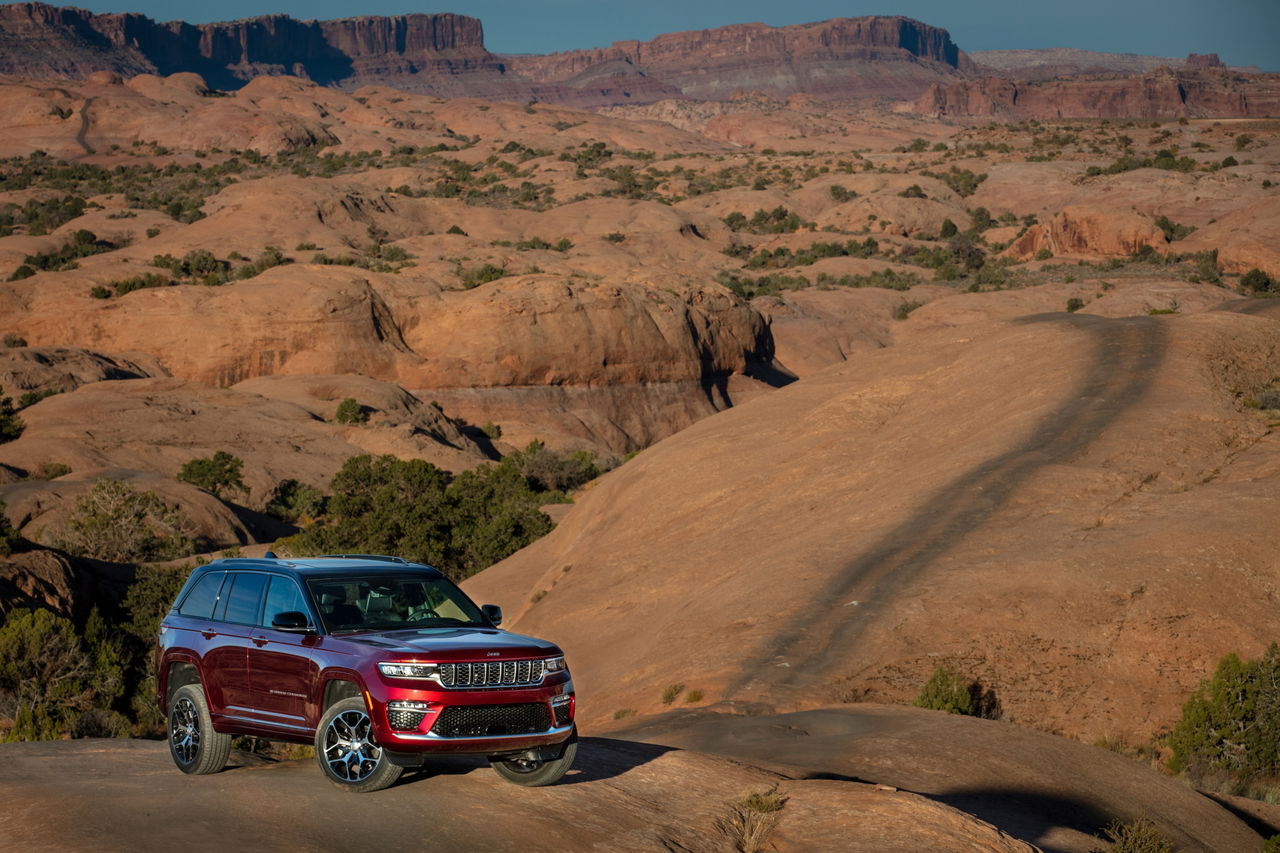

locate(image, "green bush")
(1240, 268), (1274, 293)
(334, 397), (368, 425)
(939, 218), (958, 238)
(274, 454), (555, 582)
(914, 665), (973, 715)
(898, 184), (926, 199)
(0, 388), (23, 443)
(50, 478), (193, 562)
(0, 499), (21, 556)
(265, 479), (325, 523)
(178, 451), (246, 498)
(1167, 644), (1280, 787)
(0, 608), (126, 741)
(1067, 297), (1085, 313)
(460, 263), (507, 289)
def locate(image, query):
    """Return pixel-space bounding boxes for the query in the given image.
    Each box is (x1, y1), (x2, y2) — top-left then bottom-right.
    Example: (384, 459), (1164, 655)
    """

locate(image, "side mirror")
(271, 611), (312, 633)
(481, 604), (503, 627)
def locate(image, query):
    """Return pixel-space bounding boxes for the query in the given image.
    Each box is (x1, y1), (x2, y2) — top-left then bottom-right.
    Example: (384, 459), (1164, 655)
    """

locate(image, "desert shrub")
(2, 334), (25, 348)
(0, 608), (126, 741)
(0, 194), (86, 236)
(1036, 249), (1054, 261)
(1220, 156), (1238, 168)
(898, 184), (927, 199)
(722, 207), (810, 234)
(1265, 835), (1280, 853)
(1167, 644), (1280, 788)
(1154, 215), (1196, 242)
(0, 388), (23, 443)
(914, 665), (974, 714)
(920, 166), (988, 197)
(1090, 818), (1176, 853)
(1234, 134), (1253, 151)
(334, 397), (368, 425)
(828, 185), (856, 202)
(939, 218), (958, 238)
(50, 478), (193, 562)
(265, 479), (325, 523)
(505, 440), (601, 492)
(481, 422), (502, 440)
(1240, 268), (1274, 293)
(723, 787), (786, 853)
(29, 461), (71, 480)
(274, 454), (555, 582)
(894, 299), (925, 320)
(1067, 297), (1086, 313)
(661, 683), (685, 705)
(178, 451), (246, 498)
(20, 229), (119, 274)
(459, 263), (507, 289)
(603, 232), (625, 243)
(6, 264), (35, 281)
(685, 689), (704, 703)
(0, 499), (21, 556)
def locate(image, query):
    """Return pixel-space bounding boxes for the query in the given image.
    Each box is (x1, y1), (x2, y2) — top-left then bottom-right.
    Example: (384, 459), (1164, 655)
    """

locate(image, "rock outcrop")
(0, 5), (970, 107)
(506, 16), (972, 103)
(913, 67), (1280, 118)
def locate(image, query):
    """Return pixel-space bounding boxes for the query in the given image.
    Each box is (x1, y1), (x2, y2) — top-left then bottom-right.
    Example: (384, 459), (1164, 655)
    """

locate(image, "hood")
(339, 627), (560, 661)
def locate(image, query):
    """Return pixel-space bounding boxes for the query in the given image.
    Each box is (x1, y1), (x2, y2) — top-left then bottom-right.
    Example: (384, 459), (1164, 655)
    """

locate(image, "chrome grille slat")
(435, 659), (546, 689)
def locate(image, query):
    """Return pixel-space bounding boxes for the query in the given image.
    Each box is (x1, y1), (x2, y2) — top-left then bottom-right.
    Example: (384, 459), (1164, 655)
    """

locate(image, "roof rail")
(316, 554), (410, 564)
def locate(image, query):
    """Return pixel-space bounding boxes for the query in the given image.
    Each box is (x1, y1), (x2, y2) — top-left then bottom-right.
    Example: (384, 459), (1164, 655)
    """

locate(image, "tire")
(490, 728), (577, 787)
(168, 683), (232, 775)
(314, 697), (403, 793)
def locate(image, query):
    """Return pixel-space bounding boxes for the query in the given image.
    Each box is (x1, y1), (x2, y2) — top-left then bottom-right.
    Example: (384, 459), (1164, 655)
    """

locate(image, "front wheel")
(490, 729), (577, 787)
(168, 683), (232, 775)
(314, 697), (403, 793)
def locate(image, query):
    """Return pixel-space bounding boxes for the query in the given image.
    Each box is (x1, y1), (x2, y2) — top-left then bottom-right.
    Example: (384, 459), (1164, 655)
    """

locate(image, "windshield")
(307, 575), (487, 633)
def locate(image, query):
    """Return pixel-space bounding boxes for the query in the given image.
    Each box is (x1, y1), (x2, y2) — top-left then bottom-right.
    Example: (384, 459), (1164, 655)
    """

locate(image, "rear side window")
(262, 576), (309, 627)
(177, 572), (225, 619)
(219, 573), (268, 625)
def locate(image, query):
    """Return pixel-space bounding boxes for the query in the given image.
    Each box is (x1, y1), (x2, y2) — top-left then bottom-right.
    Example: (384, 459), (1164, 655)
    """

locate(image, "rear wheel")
(490, 728), (577, 787)
(168, 683), (231, 775)
(314, 697), (403, 793)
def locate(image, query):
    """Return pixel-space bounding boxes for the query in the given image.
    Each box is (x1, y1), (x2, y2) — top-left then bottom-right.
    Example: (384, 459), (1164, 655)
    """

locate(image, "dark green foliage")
(603, 232), (625, 243)
(120, 563), (194, 731)
(1265, 834), (1280, 853)
(265, 479), (326, 523)
(914, 665), (973, 714)
(16, 388), (56, 408)
(717, 271), (811, 299)
(275, 454), (556, 582)
(828, 185), (856, 202)
(969, 207), (995, 232)
(742, 237), (880, 270)
(920, 167), (988, 197)
(2, 334), (25, 348)
(51, 478), (193, 562)
(334, 397), (368, 425)
(0, 607), (127, 741)
(722, 207), (810, 234)
(1187, 249), (1221, 284)
(6, 264), (35, 281)
(1154, 216), (1196, 242)
(898, 184), (927, 199)
(178, 451), (246, 498)
(1240, 268), (1274, 293)
(0, 387), (23, 443)
(1036, 249), (1054, 261)
(1234, 134), (1253, 151)
(1168, 645), (1280, 787)
(1092, 818), (1176, 853)
(0, 194), (86, 236)
(894, 299), (925, 320)
(446, 225), (467, 235)
(939, 218), (958, 238)
(1220, 156), (1238, 168)
(19, 229), (119, 274)
(1066, 297), (1085, 312)
(459, 263), (507, 288)
(0, 499), (21, 556)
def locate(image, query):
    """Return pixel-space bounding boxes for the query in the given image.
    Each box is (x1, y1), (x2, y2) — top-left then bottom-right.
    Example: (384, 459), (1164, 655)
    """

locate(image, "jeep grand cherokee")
(157, 554), (576, 792)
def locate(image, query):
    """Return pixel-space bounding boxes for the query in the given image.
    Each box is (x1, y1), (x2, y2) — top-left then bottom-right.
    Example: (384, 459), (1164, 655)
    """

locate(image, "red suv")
(157, 554), (576, 792)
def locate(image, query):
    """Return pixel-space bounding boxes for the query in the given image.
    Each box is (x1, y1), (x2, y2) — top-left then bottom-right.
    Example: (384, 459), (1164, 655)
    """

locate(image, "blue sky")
(78, 0), (1279, 70)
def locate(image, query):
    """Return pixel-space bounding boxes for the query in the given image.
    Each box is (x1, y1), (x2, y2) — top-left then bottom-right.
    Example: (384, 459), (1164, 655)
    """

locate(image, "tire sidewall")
(314, 696), (402, 793)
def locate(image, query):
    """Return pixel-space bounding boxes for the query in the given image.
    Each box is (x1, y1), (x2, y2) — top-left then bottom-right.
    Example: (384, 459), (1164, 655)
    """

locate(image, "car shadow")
(393, 737), (676, 787)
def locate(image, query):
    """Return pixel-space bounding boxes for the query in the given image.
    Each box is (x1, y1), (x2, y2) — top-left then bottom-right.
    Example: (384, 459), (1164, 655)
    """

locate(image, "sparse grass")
(660, 683), (684, 705)
(685, 689), (704, 703)
(612, 708), (636, 721)
(1090, 817), (1176, 853)
(894, 299), (924, 320)
(722, 787), (787, 853)
(530, 589), (547, 604)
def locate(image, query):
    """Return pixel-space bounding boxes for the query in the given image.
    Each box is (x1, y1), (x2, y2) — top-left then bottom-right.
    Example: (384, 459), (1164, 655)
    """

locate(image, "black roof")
(192, 555), (444, 580)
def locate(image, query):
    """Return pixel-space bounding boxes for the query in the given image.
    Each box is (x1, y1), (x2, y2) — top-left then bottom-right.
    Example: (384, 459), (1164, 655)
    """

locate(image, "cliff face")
(913, 67), (1280, 119)
(0, 5), (969, 106)
(508, 16), (971, 102)
(0, 3), (500, 89)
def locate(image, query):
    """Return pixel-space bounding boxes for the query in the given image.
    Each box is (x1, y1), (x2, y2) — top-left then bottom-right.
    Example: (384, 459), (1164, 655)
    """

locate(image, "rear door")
(212, 572), (268, 718)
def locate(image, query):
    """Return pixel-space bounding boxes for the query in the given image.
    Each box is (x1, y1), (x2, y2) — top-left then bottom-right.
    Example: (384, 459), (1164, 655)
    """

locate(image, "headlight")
(378, 662), (439, 679)
(544, 656), (567, 674)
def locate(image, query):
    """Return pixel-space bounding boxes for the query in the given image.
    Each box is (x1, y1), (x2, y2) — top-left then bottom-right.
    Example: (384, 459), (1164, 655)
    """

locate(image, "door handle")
(252, 636), (268, 647)
(201, 630), (216, 640)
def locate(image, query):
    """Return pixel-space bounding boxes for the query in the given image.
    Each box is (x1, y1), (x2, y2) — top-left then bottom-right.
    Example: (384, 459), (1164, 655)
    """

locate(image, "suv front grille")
(438, 659), (545, 688)
(430, 703), (551, 738)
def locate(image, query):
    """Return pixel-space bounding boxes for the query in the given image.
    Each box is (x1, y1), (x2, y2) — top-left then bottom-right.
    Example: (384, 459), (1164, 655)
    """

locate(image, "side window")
(262, 576), (309, 627)
(177, 572), (225, 619)
(220, 573), (267, 625)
